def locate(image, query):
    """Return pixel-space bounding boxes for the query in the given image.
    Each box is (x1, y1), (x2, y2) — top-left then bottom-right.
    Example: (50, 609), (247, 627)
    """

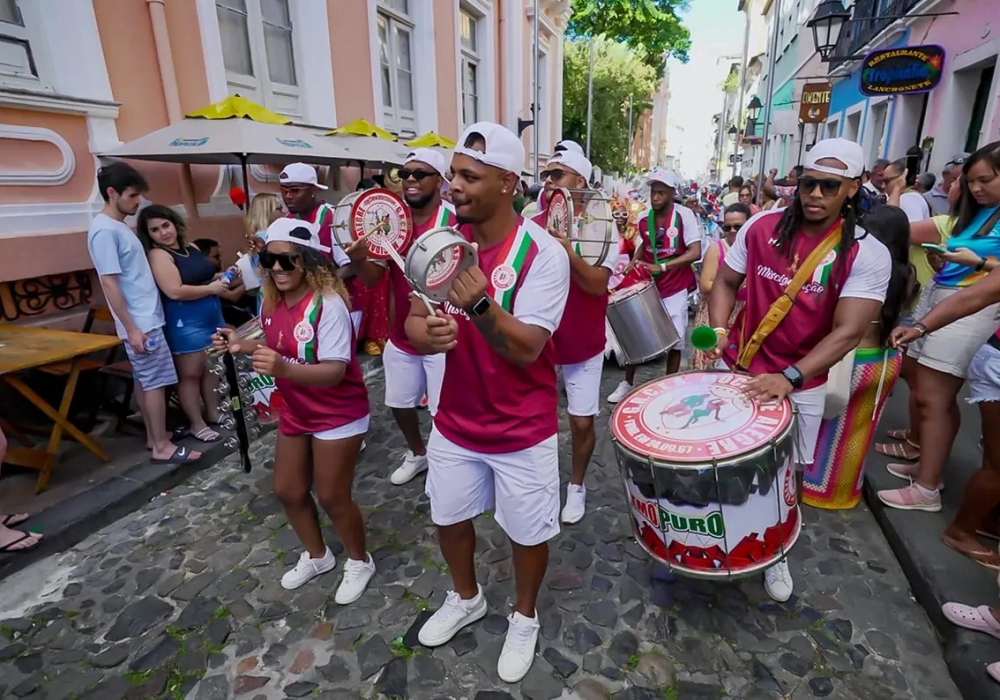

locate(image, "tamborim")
(611, 370), (800, 580)
(571, 193), (614, 267)
(405, 227), (479, 302)
(544, 187), (573, 239)
(341, 188), (413, 260)
(605, 280), (679, 364)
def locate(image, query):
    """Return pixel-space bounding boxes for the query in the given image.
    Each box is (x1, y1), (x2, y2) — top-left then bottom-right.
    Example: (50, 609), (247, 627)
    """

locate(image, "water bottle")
(220, 268), (236, 287)
(143, 336), (158, 353)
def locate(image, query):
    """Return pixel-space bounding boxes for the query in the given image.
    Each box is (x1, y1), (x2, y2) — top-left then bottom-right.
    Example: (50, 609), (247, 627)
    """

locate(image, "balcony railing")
(831, 0), (922, 64)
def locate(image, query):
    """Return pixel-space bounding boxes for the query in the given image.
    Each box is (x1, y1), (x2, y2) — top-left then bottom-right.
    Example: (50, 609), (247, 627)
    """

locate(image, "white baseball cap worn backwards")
(804, 138), (865, 179)
(279, 162), (328, 190)
(404, 148), (448, 176)
(646, 168), (682, 191)
(546, 150), (593, 183)
(454, 122), (525, 174)
(264, 218), (330, 253)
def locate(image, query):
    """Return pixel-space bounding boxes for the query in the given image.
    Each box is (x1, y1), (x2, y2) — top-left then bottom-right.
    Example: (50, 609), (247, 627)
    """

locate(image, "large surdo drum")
(605, 281), (679, 365)
(610, 371), (800, 579)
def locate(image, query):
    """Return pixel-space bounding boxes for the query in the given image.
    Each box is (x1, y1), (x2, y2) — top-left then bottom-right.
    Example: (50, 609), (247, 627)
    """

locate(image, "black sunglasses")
(398, 168), (438, 182)
(948, 157), (966, 166)
(797, 176), (843, 197)
(259, 251), (301, 271)
(721, 223), (742, 232)
(541, 169), (568, 181)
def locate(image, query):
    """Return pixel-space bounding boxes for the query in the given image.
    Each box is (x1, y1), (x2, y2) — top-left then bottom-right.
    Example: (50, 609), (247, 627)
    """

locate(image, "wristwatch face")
(470, 297), (491, 317)
(782, 367), (803, 389)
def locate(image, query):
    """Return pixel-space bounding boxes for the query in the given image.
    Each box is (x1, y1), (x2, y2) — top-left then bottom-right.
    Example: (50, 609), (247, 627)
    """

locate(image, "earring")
(501, 188), (507, 194)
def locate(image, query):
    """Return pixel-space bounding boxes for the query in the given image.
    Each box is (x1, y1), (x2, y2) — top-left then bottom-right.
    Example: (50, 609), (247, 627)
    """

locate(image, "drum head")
(610, 370), (794, 465)
(576, 194), (613, 266)
(331, 192), (360, 247)
(406, 227), (478, 302)
(545, 188), (573, 239)
(349, 189), (413, 260)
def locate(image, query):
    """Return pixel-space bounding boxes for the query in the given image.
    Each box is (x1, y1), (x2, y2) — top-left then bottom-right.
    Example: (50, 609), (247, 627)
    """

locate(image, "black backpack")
(857, 186), (887, 220)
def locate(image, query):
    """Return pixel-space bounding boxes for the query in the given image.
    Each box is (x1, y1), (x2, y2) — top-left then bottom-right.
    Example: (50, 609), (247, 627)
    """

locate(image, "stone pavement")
(0, 362), (962, 700)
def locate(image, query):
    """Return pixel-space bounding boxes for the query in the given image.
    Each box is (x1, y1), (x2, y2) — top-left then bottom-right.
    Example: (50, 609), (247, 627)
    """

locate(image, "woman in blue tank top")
(138, 205), (246, 443)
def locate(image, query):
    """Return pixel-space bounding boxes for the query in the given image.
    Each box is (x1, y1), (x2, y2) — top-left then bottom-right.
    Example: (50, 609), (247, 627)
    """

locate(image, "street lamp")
(806, 0), (850, 61)
(746, 96), (763, 123)
(728, 125), (738, 142)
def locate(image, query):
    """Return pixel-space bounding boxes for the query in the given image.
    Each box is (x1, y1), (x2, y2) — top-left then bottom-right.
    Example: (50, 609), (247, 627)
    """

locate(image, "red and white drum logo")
(293, 321), (314, 344)
(426, 246), (462, 290)
(783, 465), (797, 507)
(350, 190), (412, 260)
(491, 264), (516, 292)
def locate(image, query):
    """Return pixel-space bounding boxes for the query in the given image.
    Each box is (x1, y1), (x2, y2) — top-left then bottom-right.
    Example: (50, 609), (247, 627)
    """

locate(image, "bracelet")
(712, 327), (728, 336)
(976, 258), (987, 272)
(913, 322), (929, 337)
(660, 263), (667, 273)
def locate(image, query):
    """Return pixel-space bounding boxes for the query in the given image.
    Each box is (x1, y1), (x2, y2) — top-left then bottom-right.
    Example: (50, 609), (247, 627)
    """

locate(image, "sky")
(667, 1), (749, 179)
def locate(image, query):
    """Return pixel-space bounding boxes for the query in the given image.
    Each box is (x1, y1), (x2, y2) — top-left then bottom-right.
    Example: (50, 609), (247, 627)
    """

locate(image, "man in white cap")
(608, 168), (702, 402)
(365, 147), (455, 486)
(532, 149), (619, 523)
(404, 122), (569, 683)
(554, 139), (585, 155)
(707, 137), (891, 602)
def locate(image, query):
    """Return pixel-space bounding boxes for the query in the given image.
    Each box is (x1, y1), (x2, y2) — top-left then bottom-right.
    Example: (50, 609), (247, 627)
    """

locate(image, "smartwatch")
(469, 296), (491, 317)
(780, 365), (804, 390)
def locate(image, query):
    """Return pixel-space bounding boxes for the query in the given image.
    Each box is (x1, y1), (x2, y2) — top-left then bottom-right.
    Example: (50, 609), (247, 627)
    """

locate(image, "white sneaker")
(281, 548), (336, 590)
(561, 484), (586, 524)
(361, 440), (367, 451)
(335, 554), (376, 604)
(390, 450), (429, 485)
(417, 587), (488, 647)
(764, 560), (793, 602)
(497, 611), (540, 683)
(607, 380), (633, 404)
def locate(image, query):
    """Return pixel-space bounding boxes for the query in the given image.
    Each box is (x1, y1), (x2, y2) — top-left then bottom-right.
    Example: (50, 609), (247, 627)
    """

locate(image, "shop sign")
(860, 45), (945, 96)
(799, 82), (832, 124)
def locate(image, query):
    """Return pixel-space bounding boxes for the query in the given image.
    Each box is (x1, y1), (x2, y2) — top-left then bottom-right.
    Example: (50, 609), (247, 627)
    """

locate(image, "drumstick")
(359, 225), (438, 316)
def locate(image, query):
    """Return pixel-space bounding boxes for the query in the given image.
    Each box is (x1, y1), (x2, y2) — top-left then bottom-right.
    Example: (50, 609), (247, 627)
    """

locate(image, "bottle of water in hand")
(220, 268), (237, 287)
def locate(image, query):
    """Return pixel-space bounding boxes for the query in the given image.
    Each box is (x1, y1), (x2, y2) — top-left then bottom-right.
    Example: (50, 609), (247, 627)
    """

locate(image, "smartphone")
(921, 243), (948, 255)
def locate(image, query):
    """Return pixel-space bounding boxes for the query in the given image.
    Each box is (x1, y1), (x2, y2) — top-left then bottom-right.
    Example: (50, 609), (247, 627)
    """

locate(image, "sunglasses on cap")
(947, 157), (966, 166)
(259, 251), (301, 271)
(797, 176), (844, 197)
(398, 168), (438, 182)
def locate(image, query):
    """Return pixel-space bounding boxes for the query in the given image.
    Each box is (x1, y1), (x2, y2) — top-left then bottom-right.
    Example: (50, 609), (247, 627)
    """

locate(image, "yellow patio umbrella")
(404, 132), (456, 149)
(186, 95), (291, 125)
(323, 118), (408, 167)
(327, 118), (397, 141)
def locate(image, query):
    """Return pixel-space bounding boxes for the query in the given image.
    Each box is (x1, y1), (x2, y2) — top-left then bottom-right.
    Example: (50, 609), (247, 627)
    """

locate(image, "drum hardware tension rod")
(361, 226), (438, 316)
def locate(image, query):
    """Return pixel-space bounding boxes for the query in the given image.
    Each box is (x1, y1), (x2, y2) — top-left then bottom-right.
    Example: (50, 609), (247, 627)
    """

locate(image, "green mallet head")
(690, 325), (719, 352)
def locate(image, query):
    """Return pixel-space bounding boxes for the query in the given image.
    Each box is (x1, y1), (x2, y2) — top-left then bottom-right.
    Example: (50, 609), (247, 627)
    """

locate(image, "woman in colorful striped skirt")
(804, 206), (913, 509)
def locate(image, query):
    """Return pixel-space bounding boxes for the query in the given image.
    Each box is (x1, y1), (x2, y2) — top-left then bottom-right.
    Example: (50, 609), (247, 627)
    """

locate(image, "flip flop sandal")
(988, 662), (1000, 685)
(942, 603), (1000, 639)
(150, 445), (202, 466)
(874, 441), (920, 461)
(0, 531), (42, 553)
(885, 428), (910, 441)
(0, 514), (29, 528)
(942, 534), (1000, 571)
(193, 427), (221, 443)
(977, 528), (1000, 542)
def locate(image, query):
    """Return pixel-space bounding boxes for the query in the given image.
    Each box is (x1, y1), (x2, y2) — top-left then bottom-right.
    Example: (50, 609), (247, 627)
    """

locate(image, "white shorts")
(383, 340), (445, 414)
(313, 414), (370, 441)
(558, 352), (604, 417)
(661, 290), (690, 351)
(426, 429), (560, 546)
(350, 311), (362, 335)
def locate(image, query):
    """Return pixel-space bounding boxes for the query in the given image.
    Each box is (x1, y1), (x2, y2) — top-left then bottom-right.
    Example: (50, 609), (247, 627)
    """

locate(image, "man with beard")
(405, 122), (569, 682)
(707, 138), (891, 602)
(532, 149), (619, 523)
(376, 148), (454, 485)
(607, 169), (702, 403)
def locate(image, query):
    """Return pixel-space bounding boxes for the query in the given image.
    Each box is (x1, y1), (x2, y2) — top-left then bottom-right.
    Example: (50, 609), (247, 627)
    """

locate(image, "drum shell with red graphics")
(610, 370), (800, 580)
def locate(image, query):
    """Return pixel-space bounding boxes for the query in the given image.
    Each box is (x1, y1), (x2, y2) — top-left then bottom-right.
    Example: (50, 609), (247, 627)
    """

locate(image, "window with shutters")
(460, 7), (480, 128)
(376, 0), (416, 136)
(0, 0), (39, 87)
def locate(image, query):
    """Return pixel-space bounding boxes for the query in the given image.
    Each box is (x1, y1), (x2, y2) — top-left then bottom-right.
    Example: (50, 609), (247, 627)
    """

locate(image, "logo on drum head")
(293, 321), (314, 344)
(491, 264), (517, 292)
(426, 246), (462, 289)
(783, 465), (797, 507)
(350, 190), (412, 260)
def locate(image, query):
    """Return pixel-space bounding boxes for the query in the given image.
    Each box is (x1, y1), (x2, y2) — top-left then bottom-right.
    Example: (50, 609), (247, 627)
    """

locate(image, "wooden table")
(0, 324), (122, 492)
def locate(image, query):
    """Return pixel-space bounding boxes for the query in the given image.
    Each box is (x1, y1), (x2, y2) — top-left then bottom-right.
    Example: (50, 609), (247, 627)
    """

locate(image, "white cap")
(546, 150), (593, 183)
(264, 217), (330, 253)
(404, 148), (447, 176)
(454, 121), (525, 174)
(554, 139), (584, 155)
(279, 162), (328, 190)
(646, 168), (681, 190)
(804, 138), (865, 179)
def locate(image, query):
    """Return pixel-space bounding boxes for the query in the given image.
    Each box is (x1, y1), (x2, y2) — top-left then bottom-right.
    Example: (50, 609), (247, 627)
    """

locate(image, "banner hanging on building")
(860, 45), (945, 96)
(799, 82), (832, 123)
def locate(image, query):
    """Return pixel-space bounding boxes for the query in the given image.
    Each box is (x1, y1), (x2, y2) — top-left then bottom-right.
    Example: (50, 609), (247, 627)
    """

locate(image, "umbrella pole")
(241, 157), (250, 212)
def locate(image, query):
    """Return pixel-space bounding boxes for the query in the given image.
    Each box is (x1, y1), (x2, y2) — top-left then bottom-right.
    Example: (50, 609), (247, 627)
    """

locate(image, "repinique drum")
(544, 188), (573, 239)
(605, 281), (679, 364)
(404, 226), (479, 302)
(333, 189), (412, 259)
(209, 317), (279, 423)
(611, 371), (800, 579)
(571, 194), (614, 267)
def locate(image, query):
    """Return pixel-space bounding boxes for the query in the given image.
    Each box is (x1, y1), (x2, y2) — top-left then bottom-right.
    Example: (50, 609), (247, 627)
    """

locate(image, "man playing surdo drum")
(707, 138), (891, 602)
(608, 169), (702, 403)
(532, 149), (620, 523)
(405, 122), (570, 683)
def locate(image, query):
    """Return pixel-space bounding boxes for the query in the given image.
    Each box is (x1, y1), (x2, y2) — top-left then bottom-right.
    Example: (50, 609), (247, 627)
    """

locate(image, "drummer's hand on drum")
(212, 327), (241, 354)
(743, 373), (794, 403)
(251, 347), (286, 378)
(345, 234), (371, 264)
(448, 255), (488, 311)
(426, 310), (458, 353)
(638, 261), (661, 274)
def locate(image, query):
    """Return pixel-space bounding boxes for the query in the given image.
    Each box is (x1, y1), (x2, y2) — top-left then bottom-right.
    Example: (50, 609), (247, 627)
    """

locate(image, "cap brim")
(280, 181), (328, 190)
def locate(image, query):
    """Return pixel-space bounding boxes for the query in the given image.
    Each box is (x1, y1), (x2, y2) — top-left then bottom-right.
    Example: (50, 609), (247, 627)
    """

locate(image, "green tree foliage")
(561, 37), (659, 173)
(568, 0), (692, 73)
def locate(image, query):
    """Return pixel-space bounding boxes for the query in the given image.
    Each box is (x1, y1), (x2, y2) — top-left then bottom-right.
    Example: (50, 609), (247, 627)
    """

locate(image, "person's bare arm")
(149, 250), (223, 301)
(708, 263), (745, 330)
(763, 169), (779, 200)
(699, 243), (721, 295)
(469, 303), (552, 367)
(561, 240), (612, 296)
(98, 275), (137, 332)
(795, 298), (881, 381)
(344, 237), (387, 286)
(662, 241), (701, 271)
(404, 294), (436, 354)
(919, 267), (1000, 331)
(909, 218), (946, 245)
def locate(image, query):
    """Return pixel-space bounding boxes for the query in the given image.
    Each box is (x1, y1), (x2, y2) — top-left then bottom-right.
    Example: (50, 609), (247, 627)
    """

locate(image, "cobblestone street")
(0, 363), (962, 700)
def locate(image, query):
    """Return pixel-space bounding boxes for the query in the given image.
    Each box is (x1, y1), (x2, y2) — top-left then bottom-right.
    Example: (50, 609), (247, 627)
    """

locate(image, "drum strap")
(736, 223), (843, 369)
(648, 208), (682, 269)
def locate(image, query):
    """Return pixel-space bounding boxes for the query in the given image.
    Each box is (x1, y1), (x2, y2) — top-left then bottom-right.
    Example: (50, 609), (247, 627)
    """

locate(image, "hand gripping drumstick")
(358, 225), (438, 316)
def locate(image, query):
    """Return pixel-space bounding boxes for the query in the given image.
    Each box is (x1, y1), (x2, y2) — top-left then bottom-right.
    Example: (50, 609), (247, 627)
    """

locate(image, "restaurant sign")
(860, 45), (945, 96)
(799, 82), (832, 124)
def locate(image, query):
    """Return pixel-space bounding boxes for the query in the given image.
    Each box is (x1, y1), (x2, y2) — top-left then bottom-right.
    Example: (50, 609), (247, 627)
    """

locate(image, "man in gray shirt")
(87, 162), (200, 465)
(924, 155), (966, 216)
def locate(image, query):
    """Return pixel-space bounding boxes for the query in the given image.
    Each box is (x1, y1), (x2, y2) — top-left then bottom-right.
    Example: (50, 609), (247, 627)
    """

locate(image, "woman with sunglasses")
(213, 218), (375, 601)
(878, 142), (1000, 514)
(738, 186), (760, 215)
(691, 203), (751, 369)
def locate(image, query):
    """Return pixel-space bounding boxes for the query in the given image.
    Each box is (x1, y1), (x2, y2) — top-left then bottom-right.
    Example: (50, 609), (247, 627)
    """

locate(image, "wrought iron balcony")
(831, 0), (922, 65)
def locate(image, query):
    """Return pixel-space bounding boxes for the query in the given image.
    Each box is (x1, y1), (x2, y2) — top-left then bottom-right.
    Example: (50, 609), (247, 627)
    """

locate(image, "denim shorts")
(967, 343), (1000, 404)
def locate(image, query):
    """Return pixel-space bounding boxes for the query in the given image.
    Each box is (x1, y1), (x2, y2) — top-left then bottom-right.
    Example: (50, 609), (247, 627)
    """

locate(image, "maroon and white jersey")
(287, 205), (364, 312)
(431, 217), (570, 453)
(262, 292), (369, 435)
(638, 205), (700, 298)
(721, 210), (891, 389)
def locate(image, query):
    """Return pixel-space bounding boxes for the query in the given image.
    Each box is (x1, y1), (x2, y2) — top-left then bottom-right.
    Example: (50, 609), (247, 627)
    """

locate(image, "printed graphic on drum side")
(350, 190), (412, 259)
(546, 189), (572, 239)
(624, 462), (800, 578)
(425, 245), (463, 290)
(611, 372), (793, 463)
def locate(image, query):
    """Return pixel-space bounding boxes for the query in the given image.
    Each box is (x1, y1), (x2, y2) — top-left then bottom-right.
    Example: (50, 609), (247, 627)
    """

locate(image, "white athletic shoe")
(497, 611), (540, 683)
(417, 588), (488, 647)
(607, 380), (633, 404)
(390, 450), (429, 485)
(561, 484), (587, 524)
(281, 548), (337, 590)
(335, 554), (376, 604)
(764, 560), (793, 602)
(361, 440), (367, 451)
